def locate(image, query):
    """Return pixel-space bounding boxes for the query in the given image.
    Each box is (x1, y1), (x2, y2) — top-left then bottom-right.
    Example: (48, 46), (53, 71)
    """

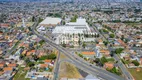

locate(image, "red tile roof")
(40, 64), (48, 68)
(8, 64), (16, 67)
(104, 62), (114, 69)
(44, 59), (52, 63)
(0, 23), (9, 28)
(3, 67), (13, 72)
(82, 52), (95, 55)
(0, 64), (4, 67)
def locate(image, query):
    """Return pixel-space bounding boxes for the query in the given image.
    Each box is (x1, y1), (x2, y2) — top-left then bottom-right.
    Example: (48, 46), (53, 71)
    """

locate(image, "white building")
(52, 18), (98, 46)
(37, 26), (46, 34)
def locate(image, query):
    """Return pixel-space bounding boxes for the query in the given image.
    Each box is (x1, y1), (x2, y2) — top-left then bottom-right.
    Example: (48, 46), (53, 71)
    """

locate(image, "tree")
(32, 16), (35, 22)
(47, 54), (56, 59)
(47, 13), (54, 16)
(28, 27), (32, 31)
(115, 48), (124, 54)
(82, 42), (86, 48)
(70, 15), (78, 22)
(97, 34), (99, 37)
(25, 58), (30, 63)
(94, 58), (100, 63)
(20, 54), (25, 60)
(32, 55), (39, 61)
(28, 62), (35, 67)
(121, 35), (124, 40)
(107, 67), (121, 75)
(132, 60), (140, 66)
(39, 40), (45, 45)
(39, 54), (56, 60)
(78, 38), (81, 45)
(62, 21), (66, 25)
(101, 57), (108, 64)
(102, 29), (109, 33)
(103, 41), (108, 46)
(62, 43), (66, 48)
(78, 54), (83, 58)
(109, 34), (115, 38)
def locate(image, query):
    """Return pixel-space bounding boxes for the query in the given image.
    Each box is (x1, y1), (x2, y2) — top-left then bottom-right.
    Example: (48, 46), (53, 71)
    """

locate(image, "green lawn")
(129, 68), (142, 80)
(14, 67), (30, 80)
(107, 58), (115, 62)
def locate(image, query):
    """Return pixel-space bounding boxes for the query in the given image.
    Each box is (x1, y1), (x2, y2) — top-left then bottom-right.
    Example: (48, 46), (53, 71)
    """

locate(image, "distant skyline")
(0, 0), (141, 2)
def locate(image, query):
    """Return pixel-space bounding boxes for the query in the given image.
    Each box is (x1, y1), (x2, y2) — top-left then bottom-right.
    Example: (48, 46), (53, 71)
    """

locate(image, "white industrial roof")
(52, 26), (86, 34)
(52, 18), (91, 34)
(40, 17), (62, 25)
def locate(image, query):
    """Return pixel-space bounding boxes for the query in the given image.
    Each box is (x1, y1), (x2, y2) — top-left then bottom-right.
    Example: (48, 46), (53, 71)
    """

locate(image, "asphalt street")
(95, 24), (134, 80)
(31, 21), (126, 80)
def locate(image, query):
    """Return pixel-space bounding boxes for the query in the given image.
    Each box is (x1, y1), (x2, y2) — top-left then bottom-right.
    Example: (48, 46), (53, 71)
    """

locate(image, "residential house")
(100, 50), (110, 58)
(44, 59), (52, 64)
(0, 23), (9, 28)
(39, 64), (48, 68)
(3, 67), (13, 72)
(104, 62), (114, 69)
(98, 39), (103, 45)
(26, 50), (36, 56)
(7, 63), (17, 68)
(22, 50), (27, 55)
(0, 64), (4, 68)
(82, 52), (96, 59)
(44, 59), (54, 67)
(117, 39), (127, 48)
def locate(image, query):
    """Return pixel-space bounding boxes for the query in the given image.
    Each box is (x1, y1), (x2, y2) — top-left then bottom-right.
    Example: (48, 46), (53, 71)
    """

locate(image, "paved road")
(95, 24), (134, 80)
(114, 54), (133, 80)
(53, 52), (60, 80)
(31, 20), (125, 80)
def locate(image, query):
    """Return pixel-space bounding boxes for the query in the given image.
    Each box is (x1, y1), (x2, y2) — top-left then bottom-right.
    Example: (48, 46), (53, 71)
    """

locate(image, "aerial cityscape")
(0, 0), (142, 80)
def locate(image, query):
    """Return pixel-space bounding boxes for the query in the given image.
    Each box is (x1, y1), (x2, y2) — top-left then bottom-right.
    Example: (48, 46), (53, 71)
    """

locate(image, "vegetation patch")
(129, 68), (142, 80)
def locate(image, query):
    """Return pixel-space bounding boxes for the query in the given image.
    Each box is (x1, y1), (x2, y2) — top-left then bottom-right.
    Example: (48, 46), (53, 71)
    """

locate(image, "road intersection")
(31, 20), (126, 80)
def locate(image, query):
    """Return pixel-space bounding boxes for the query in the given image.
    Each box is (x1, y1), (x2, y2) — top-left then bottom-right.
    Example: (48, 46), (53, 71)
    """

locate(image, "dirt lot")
(59, 62), (83, 79)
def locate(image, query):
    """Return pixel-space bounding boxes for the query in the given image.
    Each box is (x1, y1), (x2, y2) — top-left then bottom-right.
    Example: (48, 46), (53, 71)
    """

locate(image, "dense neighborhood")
(0, 0), (142, 80)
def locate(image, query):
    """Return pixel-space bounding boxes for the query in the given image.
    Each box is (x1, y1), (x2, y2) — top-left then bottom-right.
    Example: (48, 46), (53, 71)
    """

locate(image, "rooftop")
(82, 52), (95, 55)
(39, 17), (61, 25)
(52, 18), (91, 34)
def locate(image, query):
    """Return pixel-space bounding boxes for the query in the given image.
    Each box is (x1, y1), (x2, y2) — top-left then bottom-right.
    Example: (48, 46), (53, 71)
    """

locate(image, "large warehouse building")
(39, 17), (62, 27)
(52, 18), (98, 46)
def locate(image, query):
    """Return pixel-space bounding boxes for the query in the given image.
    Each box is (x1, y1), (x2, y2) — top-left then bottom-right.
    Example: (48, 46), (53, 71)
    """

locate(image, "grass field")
(129, 68), (142, 80)
(59, 62), (82, 79)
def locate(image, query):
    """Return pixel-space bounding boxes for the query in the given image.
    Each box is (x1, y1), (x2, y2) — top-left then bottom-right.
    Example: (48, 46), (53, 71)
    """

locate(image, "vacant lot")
(59, 62), (82, 79)
(129, 68), (142, 80)
(60, 53), (67, 59)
